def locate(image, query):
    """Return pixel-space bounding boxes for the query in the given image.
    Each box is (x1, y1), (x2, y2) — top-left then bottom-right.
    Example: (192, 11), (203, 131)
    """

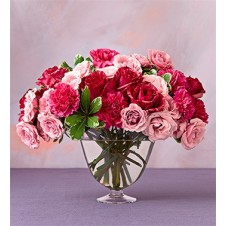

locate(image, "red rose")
(80, 71), (108, 100)
(187, 76), (205, 98)
(90, 48), (119, 68)
(173, 88), (195, 121)
(102, 67), (142, 95)
(127, 82), (165, 112)
(96, 92), (128, 128)
(36, 66), (68, 88)
(158, 69), (188, 94)
(49, 83), (80, 117)
(192, 98), (208, 123)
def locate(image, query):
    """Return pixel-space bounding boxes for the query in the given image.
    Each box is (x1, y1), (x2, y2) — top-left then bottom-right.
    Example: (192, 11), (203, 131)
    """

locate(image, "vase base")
(97, 190), (136, 204)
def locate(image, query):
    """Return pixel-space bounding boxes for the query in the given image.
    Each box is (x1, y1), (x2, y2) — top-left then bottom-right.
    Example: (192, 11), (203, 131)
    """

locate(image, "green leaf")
(74, 54), (84, 66)
(81, 86), (90, 113)
(59, 135), (64, 144)
(59, 61), (72, 71)
(69, 120), (86, 140)
(65, 114), (84, 126)
(150, 69), (157, 75)
(97, 121), (105, 128)
(86, 57), (92, 62)
(162, 73), (172, 83)
(89, 97), (102, 114)
(87, 116), (99, 128)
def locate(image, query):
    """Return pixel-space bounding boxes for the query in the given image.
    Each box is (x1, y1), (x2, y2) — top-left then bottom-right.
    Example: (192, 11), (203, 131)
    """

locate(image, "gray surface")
(11, 169), (215, 226)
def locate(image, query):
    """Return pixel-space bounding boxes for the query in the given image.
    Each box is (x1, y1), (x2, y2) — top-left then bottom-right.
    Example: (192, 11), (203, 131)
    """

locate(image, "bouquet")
(16, 48), (208, 150)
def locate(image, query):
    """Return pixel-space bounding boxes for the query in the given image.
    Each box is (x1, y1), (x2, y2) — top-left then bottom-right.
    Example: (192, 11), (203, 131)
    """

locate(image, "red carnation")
(96, 92), (128, 128)
(90, 48), (119, 68)
(36, 66), (68, 88)
(80, 71), (108, 100)
(192, 98), (208, 123)
(187, 76), (205, 98)
(127, 82), (165, 112)
(158, 69), (188, 94)
(102, 67), (142, 95)
(173, 88), (195, 121)
(49, 83), (80, 117)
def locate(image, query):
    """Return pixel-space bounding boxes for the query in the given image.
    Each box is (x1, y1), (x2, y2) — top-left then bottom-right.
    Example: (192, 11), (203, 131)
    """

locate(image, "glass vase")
(80, 129), (154, 204)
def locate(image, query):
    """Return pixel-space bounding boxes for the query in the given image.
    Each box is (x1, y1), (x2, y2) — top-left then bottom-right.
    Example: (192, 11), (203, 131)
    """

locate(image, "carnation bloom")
(80, 71), (107, 100)
(143, 112), (177, 142)
(113, 54), (142, 73)
(192, 98), (209, 123)
(36, 66), (68, 88)
(16, 121), (40, 149)
(173, 121), (187, 139)
(121, 104), (148, 132)
(97, 92), (128, 128)
(164, 95), (181, 120)
(186, 76), (205, 98)
(73, 60), (92, 78)
(127, 81), (165, 112)
(38, 113), (64, 139)
(173, 88), (195, 121)
(49, 83), (80, 117)
(98, 66), (118, 78)
(143, 74), (168, 96)
(20, 89), (38, 123)
(39, 89), (53, 114)
(158, 69), (188, 94)
(37, 120), (50, 142)
(148, 50), (173, 69)
(181, 118), (206, 150)
(90, 48), (119, 68)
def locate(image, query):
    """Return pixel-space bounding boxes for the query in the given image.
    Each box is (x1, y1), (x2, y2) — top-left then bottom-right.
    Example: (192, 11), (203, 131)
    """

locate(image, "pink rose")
(148, 50), (173, 69)
(113, 54), (142, 73)
(90, 48), (119, 68)
(143, 75), (168, 96)
(98, 66), (118, 78)
(121, 103), (148, 132)
(39, 89), (53, 114)
(181, 118), (206, 150)
(131, 54), (150, 67)
(61, 71), (81, 89)
(49, 83), (80, 117)
(164, 95), (181, 120)
(38, 113), (63, 139)
(173, 121), (187, 139)
(37, 120), (50, 142)
(22, 89), (38, 123)
(73, 61), (92, 78)
(16, 121), (40, 149)
(143, 112), (177, 142)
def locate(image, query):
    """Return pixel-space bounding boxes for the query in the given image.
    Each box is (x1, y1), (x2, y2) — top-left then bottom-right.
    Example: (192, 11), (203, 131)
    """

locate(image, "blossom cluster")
(16, 48), (208, 150)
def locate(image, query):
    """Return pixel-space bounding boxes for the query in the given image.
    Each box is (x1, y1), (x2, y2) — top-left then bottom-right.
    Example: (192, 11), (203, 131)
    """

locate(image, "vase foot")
(97, 190), (136, 204)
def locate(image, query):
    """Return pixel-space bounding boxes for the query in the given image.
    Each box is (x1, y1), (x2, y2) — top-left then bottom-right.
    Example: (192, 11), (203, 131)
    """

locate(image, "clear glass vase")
(80, 129), (154, 204)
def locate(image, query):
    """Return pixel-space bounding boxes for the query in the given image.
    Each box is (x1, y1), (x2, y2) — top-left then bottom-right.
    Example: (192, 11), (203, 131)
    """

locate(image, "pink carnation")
(39, 89), (53, 114)
(90, 48), (119, 68)
(38, 113), (64, 140)
(148, 49), (173, 69)
(36, 66), (68, 88)
(73, 60), (92, 78)
(173, 88), (195, 121)
(164, 95), (181, 120)
(113, 54), (142, 73)
(98, 66), (118, 78)
(173, 121), (187, 139)
(49, 83), (80, 117)
(143, 112), (177, 142)
(21, 89), (38, 123)
(16, 121), (40, 149)
(121, 104), (148, 132)
(181, 118), (206, 150)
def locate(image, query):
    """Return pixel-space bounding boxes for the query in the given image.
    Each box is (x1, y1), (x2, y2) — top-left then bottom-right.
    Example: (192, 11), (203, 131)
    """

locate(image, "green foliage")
(59, 61), (72, 71)
(89, 97), (102, 115)
(87, 116), (99, 128)
(81, 86), (90, 113)
(74, 54), (84, 66)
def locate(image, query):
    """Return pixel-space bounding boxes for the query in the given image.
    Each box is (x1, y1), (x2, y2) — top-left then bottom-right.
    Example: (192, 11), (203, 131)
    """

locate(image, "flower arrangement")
(16, 48), (208, 150)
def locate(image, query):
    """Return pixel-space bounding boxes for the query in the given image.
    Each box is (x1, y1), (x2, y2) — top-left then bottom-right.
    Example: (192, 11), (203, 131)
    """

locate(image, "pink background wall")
(10, 0), (216, 168)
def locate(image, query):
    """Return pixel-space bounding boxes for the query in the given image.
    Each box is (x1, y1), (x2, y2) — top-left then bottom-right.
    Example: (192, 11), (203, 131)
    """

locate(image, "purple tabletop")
(11, 169), (215, 226)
